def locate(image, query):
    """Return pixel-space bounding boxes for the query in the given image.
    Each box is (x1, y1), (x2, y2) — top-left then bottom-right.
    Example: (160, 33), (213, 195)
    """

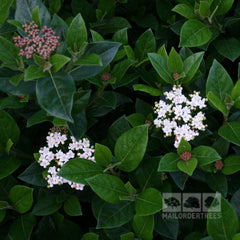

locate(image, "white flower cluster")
(38, 131), (95, 190)
(154, 85), (207, 148)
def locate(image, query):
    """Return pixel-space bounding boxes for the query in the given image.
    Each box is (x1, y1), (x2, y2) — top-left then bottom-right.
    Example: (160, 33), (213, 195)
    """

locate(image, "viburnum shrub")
(0, 0), (240, 240)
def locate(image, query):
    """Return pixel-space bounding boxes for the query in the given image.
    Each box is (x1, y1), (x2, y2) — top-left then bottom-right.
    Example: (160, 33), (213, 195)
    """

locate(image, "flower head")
(154, 85), (207, 148)
(38, 129), (95, 190)
(13, 21), (60, 60)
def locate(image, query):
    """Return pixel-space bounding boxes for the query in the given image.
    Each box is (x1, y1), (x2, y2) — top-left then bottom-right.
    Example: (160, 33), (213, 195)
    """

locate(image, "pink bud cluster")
(13, 21), (60, 60)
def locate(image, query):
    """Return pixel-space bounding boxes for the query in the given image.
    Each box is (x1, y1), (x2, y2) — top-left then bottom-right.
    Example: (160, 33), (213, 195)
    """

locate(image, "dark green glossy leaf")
(191, 146), (221, 166)
(24, 65), (48, 81)
(64, 195), (82, 216)
(148, 53), (173, 84)
(222, 155), (240, 175)
(70, 41), (121, 80)
(177, 138), (191, 155)
(50, 54), (71, 72)
(0, 0), (14, 24)
(58, 158), (103, 185)
(67, 13), (87, 52)
(32, 195), (62, 216)
(135, 188), (165, 216)
(5, 214), (36, 240)
(86, 174), (129, 204)
(167, 47), (183, 73)
(158, 153), (180, 172)
(132, 215), (154, 240)
(115, 125), (148, 172)
(18, 162), (47, 187)
(9, 185), (33, 213)
(172, 4), (197, 19)
(207, 194), (239, 240)
(207, 91), (228, 115)
(0, 156), (20, 180)
(206, 60), (234, 102)
(179, 20), (212, 47)
(177, 158), (197, 176)
(135, 29), (156, 62)
(218, 122), (240, 146)
(75, 54), (103, 66)
(36, 72), (76, 122)
(97, 201), (134, 229)
(94, 143), (112, 167)
(133, 84), (162, 96)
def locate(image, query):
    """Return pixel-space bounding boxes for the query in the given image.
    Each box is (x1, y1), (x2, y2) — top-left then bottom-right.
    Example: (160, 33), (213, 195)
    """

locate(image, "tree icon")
(164, 197), (181, 209)
(184, 196), (200, 209)
(204, 196), (219, 209)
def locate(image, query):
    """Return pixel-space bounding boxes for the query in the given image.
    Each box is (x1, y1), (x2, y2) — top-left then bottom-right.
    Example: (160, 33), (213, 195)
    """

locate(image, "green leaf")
(112, 27), (128, 45)
(70, 41), (121, 80)
(133, 84), (162, 96)
(0, 156), (20, 180)
(222, 155), (240, 175)
(0, 201), (12, 210)
(177, 137), (191, 155)
(32, 195), (62, 216)
(199, 1), (211, 17)
(182, 52), (204, 84)
(67, 90), (91, 140)
(206, 172), (227, 197)
(97, 201), (134, 229)
(206, 60), (234, 102)
(24, 65), (48, 81)
(191, 146), (221, 166)
(10, 73), (24, 86)
(94, 91), (117, 109)
(9, 185), (33, 214)
(50, 54), (71, 72)
(33, 54), (46, 67)
(75, 54), (103, 66)
(172, 4), (197, 19)
(148, 53), (173, 84)
(126, 113), (145, 127)
(233, 234), (240, 240)
(167, 47), (183, 73)
(36, 72), (76, 122)
(114, 125), (148, 172)
(64, 195), (82, 216)
(0, 110), (20, 154)
(135, 188), (165, 216)
(231, 79), (240, 100)
(5, 214), (36, 240)
(207, 194), (239, 240)
(132, 215), (154, 240)
(18, 162), (47, 187)
(121, 232), (135, 240)
(211, 0), (234, 16)
(32, 6), (41, 28)
(95, 143), (112, 167)
(0, 0), (14, 24)
(0, 36), (20, 67)
(157, 44), (168, 59)
(155, 213), (179, 240)
(99, 17), (131, 35)
(58, 158), (103, 185)
(15, 0), (51, 26)
(179, 19), (212, 47)
(207, 91), (228, 115)
(81, 233), (99, 240)
(90, 30), (104, 42)
(218, 122), (240, 146)
(86, 174), (129, 204)
(67, 13), (87, 52)
(214, 37), (240, 62)
(124, 45), (135, 60)
(177, 158), (197, 176)
(135, 29), (156, 62)
(158, 153), (180, 172)
(112, 59), (135, 88)
(27, 110), (52, 128)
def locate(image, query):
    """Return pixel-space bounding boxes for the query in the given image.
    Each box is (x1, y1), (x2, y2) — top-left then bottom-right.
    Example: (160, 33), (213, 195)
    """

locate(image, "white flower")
(38, 131), (95, 190)
(153, 85), (207, 148)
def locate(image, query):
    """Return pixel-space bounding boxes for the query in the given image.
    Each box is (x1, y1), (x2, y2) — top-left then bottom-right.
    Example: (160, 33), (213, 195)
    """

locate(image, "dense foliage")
(1, 0), (240, 239)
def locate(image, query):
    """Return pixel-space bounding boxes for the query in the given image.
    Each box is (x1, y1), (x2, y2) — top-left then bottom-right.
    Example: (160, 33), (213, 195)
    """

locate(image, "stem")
(103, 162), (121, 173)
(65, 56), (77, 72)
(208, 5), (219, 24)
(86, 86), (105, 109)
